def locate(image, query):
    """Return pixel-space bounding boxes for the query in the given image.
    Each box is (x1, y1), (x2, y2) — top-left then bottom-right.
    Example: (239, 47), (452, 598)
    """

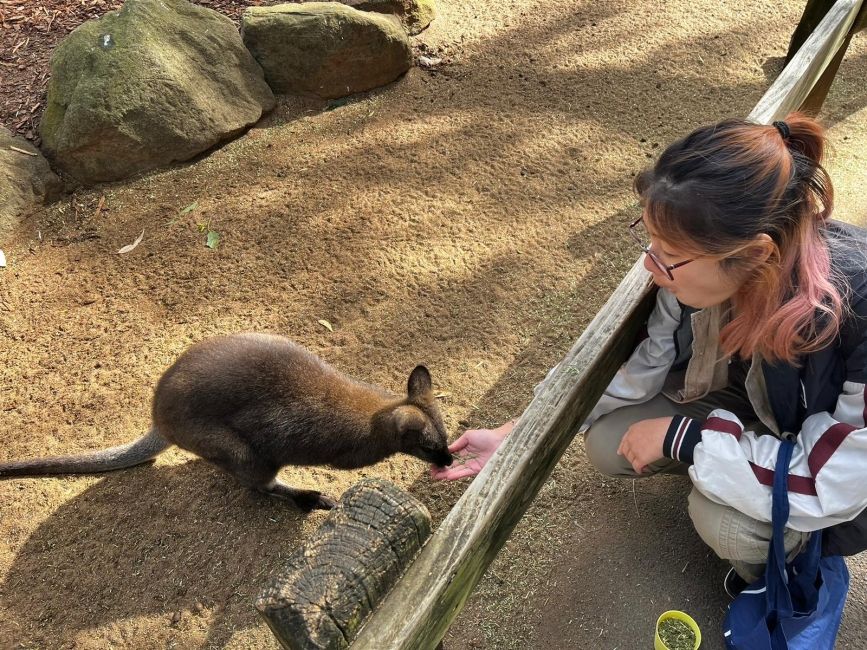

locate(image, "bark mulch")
(0, 0), (283, 146)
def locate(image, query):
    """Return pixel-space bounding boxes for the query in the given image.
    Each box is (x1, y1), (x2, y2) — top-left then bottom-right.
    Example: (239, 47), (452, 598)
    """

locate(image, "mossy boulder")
(0, 128), (63, 236)
(341, 0), (435, 35)
(40, 0), (275, 185)
(241, 3), (412, 99)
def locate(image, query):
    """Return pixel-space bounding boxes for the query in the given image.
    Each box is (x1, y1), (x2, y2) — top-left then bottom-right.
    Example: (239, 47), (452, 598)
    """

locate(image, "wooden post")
(787, 0), (867, 61)
(784, 0), (867, 115)
(748, 0), (863, 124)
(256, 479), (432, 649)
(788, 0), (839, 62)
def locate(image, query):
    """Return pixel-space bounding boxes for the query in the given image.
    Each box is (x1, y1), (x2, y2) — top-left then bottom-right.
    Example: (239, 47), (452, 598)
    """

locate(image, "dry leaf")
(94, 195), (105, 218)
(418, 56), (443, 69)
(317, 319), (334, 332)
(435, 392), (451, 399)
(117, 230), (144, 254)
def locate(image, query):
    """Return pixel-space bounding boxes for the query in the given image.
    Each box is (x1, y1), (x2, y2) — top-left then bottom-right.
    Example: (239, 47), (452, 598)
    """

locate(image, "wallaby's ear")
(393, 405), (426, 435)
(407, 365), (432, 400)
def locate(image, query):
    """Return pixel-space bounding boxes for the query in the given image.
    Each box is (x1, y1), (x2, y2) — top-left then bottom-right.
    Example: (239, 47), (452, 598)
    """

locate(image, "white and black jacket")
(578, 222), (867, 556)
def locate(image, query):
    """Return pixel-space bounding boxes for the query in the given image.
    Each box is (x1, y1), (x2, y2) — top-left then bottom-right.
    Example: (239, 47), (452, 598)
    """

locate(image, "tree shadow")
(819, 49), (867, 127)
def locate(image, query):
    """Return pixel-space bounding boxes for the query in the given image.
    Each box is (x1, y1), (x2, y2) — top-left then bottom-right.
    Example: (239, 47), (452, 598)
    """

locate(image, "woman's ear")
(749, 233), (776, 264)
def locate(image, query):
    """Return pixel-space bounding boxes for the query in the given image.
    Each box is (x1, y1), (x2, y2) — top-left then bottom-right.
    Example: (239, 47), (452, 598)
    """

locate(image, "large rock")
(40, 0), (275, 185)
(1, 128), (63, 236)
(242, 3), (412, 99)
(341, 0), (435, 35)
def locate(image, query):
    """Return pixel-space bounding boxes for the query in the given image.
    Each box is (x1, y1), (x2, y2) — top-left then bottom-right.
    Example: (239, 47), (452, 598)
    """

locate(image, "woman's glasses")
(628, 217), (695, 281)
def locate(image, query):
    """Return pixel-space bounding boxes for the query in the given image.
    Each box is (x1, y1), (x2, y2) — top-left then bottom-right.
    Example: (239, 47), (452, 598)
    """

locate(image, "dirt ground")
(1, 0), (867, 648)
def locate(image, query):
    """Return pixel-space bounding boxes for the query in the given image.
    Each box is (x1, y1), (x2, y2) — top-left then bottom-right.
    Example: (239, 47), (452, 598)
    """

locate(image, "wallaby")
(0, 333), (453, 511)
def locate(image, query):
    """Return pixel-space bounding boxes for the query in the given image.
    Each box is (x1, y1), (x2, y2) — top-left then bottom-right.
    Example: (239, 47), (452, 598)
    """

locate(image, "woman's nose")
(642, 252), (658, 275)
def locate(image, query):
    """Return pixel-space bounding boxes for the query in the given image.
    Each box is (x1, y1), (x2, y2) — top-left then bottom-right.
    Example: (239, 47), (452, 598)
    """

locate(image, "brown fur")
(0, 333), (452, 511)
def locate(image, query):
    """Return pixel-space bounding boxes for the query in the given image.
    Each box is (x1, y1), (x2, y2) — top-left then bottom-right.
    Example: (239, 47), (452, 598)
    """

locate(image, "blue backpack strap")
(765, 439), (796, 627)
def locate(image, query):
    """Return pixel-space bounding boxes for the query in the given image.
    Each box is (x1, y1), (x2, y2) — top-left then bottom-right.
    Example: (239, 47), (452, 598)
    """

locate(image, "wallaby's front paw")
(313, 494), (337, 510)
(294, 490), (337, 512)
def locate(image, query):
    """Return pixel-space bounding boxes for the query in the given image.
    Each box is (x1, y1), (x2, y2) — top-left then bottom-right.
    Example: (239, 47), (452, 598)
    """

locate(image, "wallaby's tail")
(0, 429), (172, 478)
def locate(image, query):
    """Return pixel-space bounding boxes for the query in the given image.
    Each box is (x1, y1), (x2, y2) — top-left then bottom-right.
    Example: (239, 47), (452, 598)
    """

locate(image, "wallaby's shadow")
(1, 458), (324, 649)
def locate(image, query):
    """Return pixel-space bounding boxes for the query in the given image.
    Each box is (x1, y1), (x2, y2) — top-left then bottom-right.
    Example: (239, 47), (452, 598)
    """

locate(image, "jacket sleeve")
(663, 337), (867, 533)
(533, 288), (682, 431)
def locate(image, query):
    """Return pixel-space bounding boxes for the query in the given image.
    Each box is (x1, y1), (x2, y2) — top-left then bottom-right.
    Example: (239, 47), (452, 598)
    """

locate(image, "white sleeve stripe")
(672, 417), (690, 461)
(862, 383), (866, 428)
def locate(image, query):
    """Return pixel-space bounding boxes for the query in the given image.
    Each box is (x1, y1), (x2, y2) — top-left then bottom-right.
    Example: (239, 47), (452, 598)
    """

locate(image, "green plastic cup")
(654, 610), (701, 650)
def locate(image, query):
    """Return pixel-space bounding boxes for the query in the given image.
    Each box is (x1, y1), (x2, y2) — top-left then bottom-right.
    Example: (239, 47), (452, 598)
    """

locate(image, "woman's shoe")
(724, 567), (750, 599)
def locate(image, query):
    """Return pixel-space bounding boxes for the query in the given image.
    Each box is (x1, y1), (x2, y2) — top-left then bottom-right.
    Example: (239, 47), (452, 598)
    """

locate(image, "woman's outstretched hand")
(429, 420), (515, 480)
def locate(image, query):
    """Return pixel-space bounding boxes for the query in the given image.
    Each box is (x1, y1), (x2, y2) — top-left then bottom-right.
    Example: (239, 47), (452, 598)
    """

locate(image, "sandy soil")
(1, 0), (866, 648)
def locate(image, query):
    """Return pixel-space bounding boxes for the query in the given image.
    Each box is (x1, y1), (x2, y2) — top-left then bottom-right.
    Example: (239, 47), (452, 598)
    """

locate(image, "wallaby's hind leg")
(178, 426), (336, 512)
(210, 454), (336, 512)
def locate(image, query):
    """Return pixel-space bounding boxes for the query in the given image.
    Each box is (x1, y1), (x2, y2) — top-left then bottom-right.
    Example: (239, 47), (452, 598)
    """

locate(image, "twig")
(9, 145), (36, 156)
(93, 195), (105, 219)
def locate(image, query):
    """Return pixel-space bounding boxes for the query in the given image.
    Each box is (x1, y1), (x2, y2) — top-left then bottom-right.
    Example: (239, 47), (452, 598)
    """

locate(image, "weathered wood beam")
(799, 31), (854, 115)
(749, 0), (864, 123)
(256, 479), (432, 649)
(801, 0), (867, 115)
(788, 0), (838, 62)
(350, 260), (657, 648)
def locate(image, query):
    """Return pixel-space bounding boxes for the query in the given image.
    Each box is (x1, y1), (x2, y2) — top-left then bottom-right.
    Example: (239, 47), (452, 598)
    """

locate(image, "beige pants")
(583, 393), (810, 582)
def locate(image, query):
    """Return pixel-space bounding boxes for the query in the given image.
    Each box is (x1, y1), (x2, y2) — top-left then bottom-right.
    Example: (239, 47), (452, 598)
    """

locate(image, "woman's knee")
(688, 487), (741, 559)
(583, 421), (632, 477)
(687, 487), (809, 567)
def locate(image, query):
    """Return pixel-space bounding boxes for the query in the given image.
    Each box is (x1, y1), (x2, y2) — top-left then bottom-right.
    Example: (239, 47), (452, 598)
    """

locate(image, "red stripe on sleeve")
(808, 422), (857, 477)
(749, 462), (817, 496)
(704, 416), (742, 440)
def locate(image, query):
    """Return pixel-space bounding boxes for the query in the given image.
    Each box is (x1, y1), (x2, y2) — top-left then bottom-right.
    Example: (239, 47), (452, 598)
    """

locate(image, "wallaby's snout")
(431, 449), (453, 468)
(412, 445), (453, 468)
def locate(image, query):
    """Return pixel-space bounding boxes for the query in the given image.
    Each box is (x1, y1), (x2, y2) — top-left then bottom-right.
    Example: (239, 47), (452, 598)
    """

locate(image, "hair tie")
(773, 120), (791, 140)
